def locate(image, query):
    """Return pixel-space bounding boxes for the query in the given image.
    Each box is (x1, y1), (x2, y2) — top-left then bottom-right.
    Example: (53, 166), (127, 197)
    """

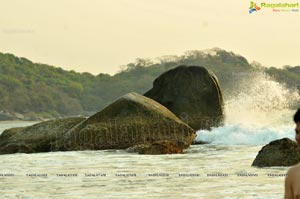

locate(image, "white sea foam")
(196, 71), (299, 145)
(196, 124), (294, 145)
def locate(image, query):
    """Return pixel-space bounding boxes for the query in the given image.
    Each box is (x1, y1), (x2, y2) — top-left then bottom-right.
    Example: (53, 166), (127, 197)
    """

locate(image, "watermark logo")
(249, 1), (299, 13)
(249, 1), (261, 13)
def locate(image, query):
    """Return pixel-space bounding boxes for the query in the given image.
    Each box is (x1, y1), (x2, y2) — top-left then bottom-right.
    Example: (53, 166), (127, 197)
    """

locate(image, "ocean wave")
(195, 124), (295, 145)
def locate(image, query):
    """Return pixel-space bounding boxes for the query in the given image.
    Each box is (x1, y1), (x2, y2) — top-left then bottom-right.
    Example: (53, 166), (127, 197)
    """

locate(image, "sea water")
(0, 123), (291, 199)
(0, 72), (299, 199)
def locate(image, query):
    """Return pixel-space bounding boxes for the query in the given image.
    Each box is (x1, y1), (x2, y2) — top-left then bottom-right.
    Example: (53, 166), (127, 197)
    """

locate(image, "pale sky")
(0, 0), (300, 75)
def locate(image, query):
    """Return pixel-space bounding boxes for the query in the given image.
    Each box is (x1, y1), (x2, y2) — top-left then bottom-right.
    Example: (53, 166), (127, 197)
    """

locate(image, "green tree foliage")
(0, 49), (298, 119)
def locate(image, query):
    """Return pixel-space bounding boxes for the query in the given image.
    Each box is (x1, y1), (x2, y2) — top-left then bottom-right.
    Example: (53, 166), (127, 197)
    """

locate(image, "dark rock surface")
(54, 92), (196, 153)
(192, 140), (210, 145)
(0, 117), (85, 154)
(0, 92), (196, 155)
(126, 141), (184, 155)
(252, 138), (300, 167)
(144, 65), (224, 130)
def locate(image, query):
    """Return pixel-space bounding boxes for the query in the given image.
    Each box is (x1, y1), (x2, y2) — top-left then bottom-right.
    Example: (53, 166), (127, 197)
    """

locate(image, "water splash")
(196, 72), (299, 145)
(225, 72), (299, 126)
(196, 124), (294, 145)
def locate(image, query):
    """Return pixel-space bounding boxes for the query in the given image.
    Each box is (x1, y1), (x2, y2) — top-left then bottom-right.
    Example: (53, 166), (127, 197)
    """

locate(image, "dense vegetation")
(0, 49), (299, 120)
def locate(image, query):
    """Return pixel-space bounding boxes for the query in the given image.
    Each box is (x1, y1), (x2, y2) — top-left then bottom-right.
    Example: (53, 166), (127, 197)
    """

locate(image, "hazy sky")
(1, 0), (300, 75)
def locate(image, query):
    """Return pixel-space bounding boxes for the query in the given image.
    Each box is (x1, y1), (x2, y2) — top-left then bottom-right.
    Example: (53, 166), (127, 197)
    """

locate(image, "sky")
(0, 0), (300, 75)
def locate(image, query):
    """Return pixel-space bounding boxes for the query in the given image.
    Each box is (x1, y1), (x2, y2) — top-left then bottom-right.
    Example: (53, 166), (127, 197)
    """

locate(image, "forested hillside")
(0, 49), (299, 120)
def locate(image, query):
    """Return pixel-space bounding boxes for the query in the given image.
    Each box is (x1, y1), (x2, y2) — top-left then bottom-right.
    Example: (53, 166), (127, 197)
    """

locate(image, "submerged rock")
(126, 141), (184, 155)
(0, 117), (85, 154)
(54, 92), (196, 153)
(252, 138), (300, 167)
(192, 140), (210, 145)
(144, 65), (224, 130)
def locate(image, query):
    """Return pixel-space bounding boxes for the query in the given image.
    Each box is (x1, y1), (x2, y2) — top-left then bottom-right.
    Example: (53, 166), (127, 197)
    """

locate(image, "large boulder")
(252, 138), (300, 167)
(144, 65), (224, 130)
(0, 117), (85, 154)
(53, 92), (196, 153)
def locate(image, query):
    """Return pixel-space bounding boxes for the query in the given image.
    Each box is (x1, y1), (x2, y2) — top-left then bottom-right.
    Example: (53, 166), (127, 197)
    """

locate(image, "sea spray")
(225, 71), (299, 126)
(196, 71), (299, 145)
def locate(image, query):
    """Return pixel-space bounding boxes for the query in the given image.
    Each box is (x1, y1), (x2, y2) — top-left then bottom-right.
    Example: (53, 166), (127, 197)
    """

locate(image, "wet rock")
(54, 92), (196, 153)
(126, 141), (184, 155)
(0, 117), (85, 154)
(144, 65), (224, 130)
(252, 138), (300, 167)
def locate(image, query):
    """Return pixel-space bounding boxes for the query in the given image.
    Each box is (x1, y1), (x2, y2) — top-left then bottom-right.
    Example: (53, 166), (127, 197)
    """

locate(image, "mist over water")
(196, 72), (300, 145)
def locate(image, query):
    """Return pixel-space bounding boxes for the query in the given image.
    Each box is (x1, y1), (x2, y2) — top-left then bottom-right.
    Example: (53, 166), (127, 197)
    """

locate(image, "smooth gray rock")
(144, 65), (224, 130)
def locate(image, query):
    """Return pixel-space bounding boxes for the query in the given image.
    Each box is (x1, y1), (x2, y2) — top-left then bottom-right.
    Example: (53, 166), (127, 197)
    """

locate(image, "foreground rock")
(252, 138), (300, 167)
(54, 92), (196, 153)
(144, 65), (224, 130)
(0, 117), (85, 154)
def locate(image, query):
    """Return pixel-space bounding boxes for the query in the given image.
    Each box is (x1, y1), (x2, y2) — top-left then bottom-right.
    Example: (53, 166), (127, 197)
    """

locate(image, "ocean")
(0, 116), (296, 199)
(0, 73), (299, 199)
